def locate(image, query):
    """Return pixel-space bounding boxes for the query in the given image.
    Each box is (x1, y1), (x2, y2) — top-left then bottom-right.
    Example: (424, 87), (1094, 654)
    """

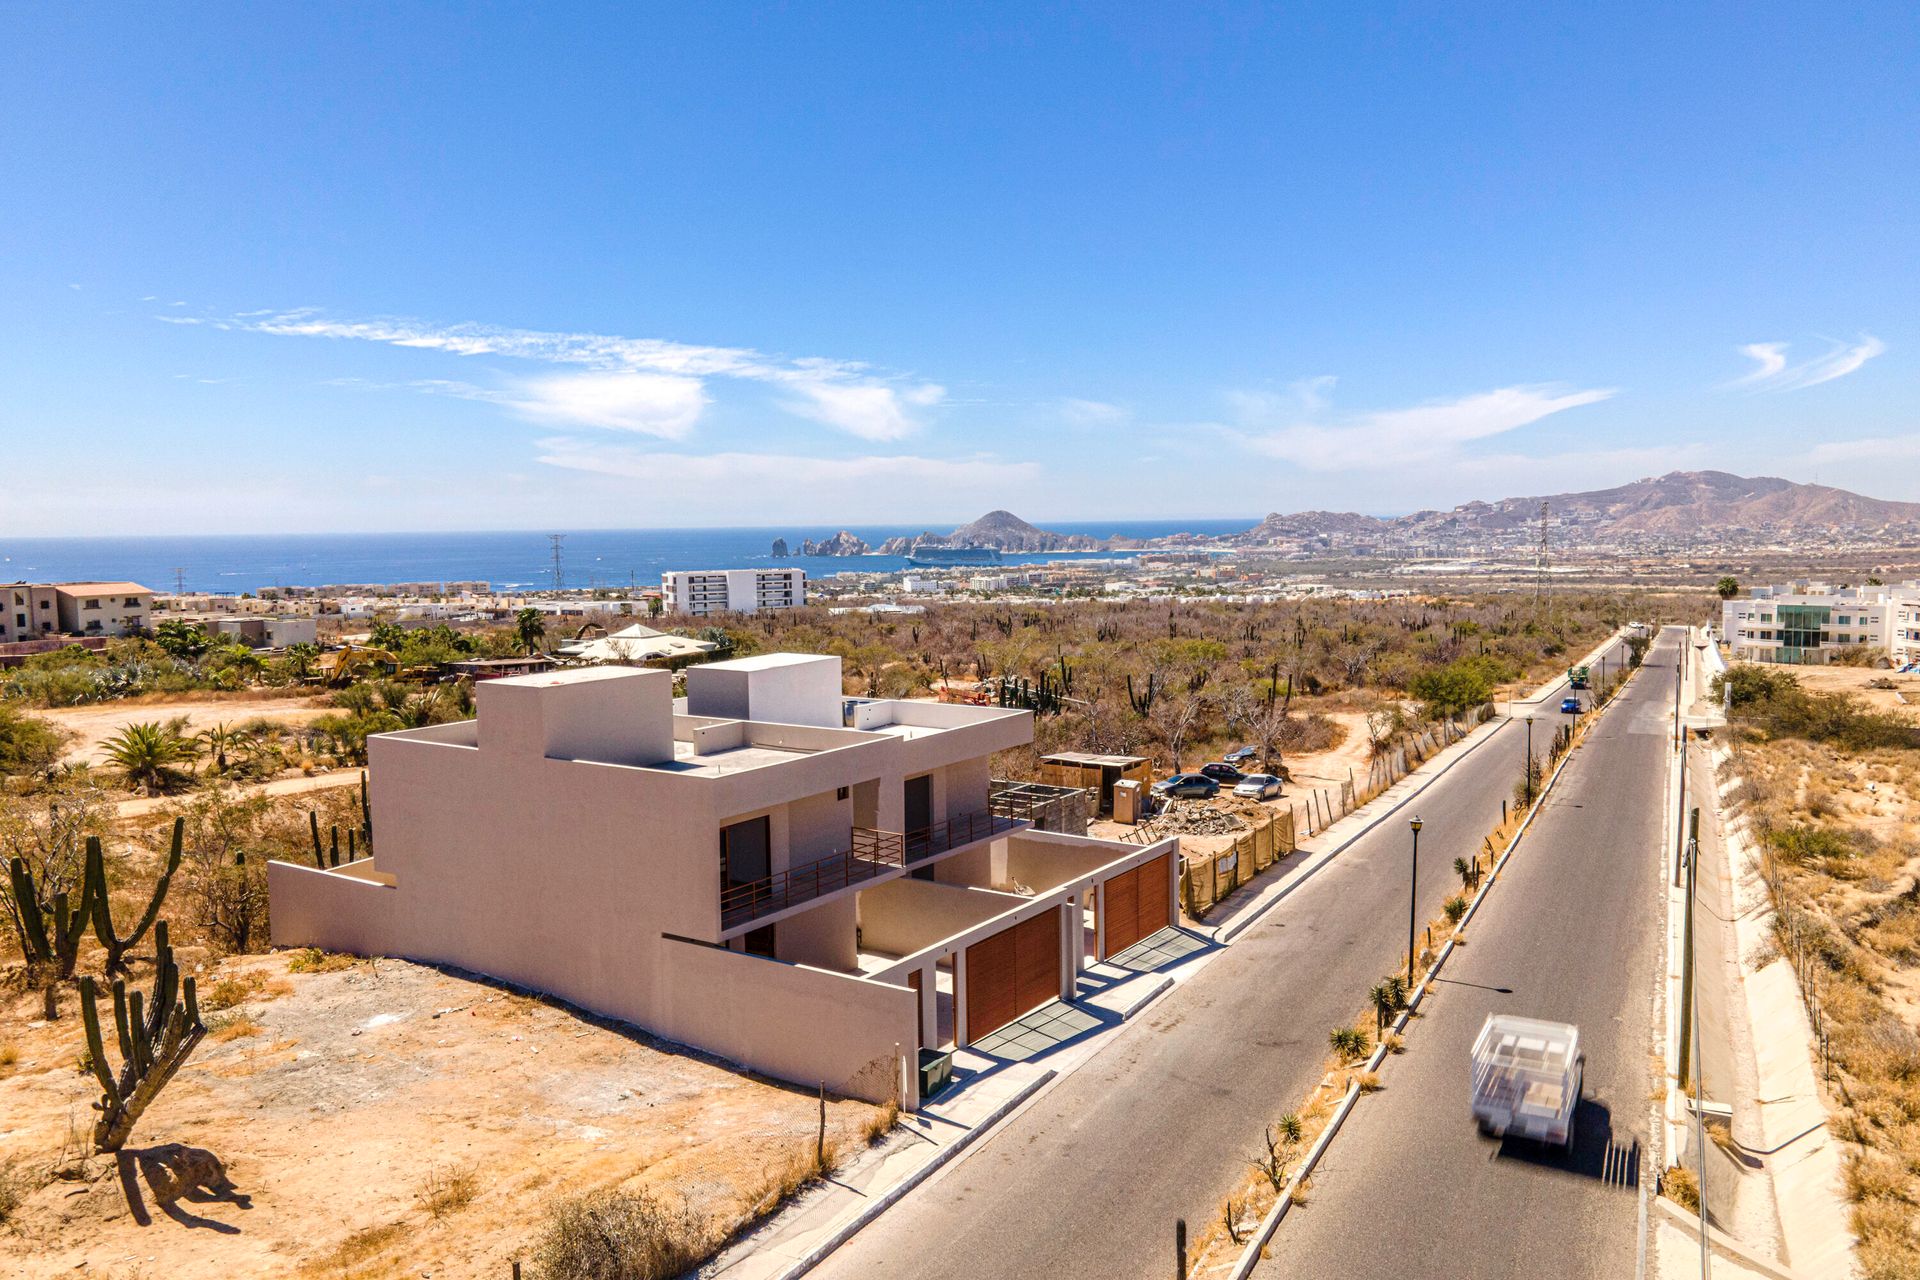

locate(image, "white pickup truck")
(1470, 1015), (1584, 1146)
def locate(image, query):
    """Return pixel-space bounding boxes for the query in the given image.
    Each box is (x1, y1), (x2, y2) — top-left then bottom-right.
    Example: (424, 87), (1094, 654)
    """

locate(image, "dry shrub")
(531, 1185), (710, 1280)
(207, 1011), (263, 1042)
(417, 1164), (479, 1219)
(1851, 1150), (1911, 1204)
(0, 1157), (25, 1225)
(0, 1042), (17, 1073)
(1662, 1165), (1700, 1212)
(862, 1100), (899, 1145)
(287, 947), (357, 974)
(1356, 1071), (1382, 1093)
(308, 1221), (411, 1275)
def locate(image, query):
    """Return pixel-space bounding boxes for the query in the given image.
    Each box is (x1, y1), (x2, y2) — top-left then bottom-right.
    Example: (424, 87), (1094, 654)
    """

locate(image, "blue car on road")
(1560, 697), (1582, 713)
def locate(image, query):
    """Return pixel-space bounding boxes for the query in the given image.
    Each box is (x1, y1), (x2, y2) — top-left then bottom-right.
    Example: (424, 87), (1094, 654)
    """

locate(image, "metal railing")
(719, 810), (1026, 929)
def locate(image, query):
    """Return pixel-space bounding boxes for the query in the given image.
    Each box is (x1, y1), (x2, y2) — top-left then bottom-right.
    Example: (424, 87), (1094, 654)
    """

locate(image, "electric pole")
(548, 534), (566, 592)
(1532, 501), (1551, 620)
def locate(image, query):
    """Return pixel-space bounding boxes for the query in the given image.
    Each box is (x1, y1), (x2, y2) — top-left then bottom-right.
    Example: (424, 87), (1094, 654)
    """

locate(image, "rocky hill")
(799, 531), (870, 556)
(1232, 471), (1920, 549)
(876, 510), (1102, 556)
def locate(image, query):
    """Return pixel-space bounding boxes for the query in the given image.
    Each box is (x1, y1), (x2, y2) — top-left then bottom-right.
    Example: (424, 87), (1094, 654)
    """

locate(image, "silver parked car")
(1233, 773), (1283, 799)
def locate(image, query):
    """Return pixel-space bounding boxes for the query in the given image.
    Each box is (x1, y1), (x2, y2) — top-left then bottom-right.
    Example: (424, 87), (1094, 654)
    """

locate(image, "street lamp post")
(1407, 816), (1423, 984)
(1524, 715), (1535, 807)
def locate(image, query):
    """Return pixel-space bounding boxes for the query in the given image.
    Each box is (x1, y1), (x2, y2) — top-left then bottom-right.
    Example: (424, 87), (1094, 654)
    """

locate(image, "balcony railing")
(719, 811), (1027, 929)
(721, 831), (901, 930)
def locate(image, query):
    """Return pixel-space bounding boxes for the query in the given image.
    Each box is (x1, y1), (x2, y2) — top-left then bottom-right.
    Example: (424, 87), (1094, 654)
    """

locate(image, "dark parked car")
(1199, 762), (1247, 784)
(1152, 773), (1221, 799)
(1560, 697), (1582, 714)
(1222, 745), (1258, 764)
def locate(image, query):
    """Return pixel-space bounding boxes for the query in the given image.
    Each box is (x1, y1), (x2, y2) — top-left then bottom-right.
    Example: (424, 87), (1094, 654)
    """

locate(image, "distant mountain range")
(784, 472), (1920, 560)
(1230, 471), (1920, 549)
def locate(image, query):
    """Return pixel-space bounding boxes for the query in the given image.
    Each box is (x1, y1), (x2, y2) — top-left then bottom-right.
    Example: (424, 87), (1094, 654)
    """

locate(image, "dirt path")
(112, 768), (366, 819)
(0, 956), (886, 1279)
(43, 693), (333, 766)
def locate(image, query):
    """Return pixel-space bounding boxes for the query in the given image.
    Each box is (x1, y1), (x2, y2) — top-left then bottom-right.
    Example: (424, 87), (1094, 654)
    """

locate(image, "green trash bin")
(918, 1048), (953, 1100)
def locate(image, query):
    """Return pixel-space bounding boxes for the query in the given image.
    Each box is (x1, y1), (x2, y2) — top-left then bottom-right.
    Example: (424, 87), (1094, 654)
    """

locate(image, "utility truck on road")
(1470, 1015), (1583, 1146)
(1567, 664), (1591, 689)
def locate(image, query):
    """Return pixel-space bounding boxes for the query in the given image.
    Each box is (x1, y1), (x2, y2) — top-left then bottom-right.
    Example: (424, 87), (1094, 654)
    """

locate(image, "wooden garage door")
(1102, 853), (1172, 958)
(965, 910), (1061, 1042)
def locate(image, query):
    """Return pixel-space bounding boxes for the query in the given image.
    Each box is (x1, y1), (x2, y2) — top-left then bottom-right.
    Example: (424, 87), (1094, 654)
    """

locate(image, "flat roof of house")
(702, 653), (831, 673)
(1042, 752), (1149, 767)
(52, 581), (153, 594)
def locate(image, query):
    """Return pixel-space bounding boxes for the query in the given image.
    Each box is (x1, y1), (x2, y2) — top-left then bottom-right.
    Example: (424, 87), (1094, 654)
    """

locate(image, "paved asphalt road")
(1259, 629), (1676, 1280)
(813, 637), (1634, 1280)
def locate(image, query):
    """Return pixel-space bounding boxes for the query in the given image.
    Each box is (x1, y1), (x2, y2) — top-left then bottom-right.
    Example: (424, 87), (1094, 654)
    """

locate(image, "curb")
(1119, 974), (1175, 1021)
(1650, 1197), (1819, 1280)
(768, 1068), (1059, 1280)
(1224, 648), (1634, 1279)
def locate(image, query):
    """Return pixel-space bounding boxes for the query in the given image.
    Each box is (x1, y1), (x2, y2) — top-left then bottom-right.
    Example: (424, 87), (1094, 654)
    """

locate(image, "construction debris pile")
(1147, 801), (1252, 836)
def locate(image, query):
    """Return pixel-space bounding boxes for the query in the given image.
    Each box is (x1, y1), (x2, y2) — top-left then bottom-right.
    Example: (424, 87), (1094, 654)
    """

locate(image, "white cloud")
(507, 372), (707, 439)
(778, 375), (945, 442)
(533, 439), (1039, 517)
(1803, 434), (1920, 465)
(1234, 383), (1616, 472)
(1729, 334), (1885, 391)
(213, 308), (942, 440)
(1058, 397), (1128, 426)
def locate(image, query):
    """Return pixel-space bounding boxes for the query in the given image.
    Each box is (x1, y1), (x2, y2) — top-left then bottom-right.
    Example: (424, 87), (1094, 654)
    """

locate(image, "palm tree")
(515, 607), (547, 656)
(101, 721), (195, 795)
(197, 722), (258, 774)
(1715, 576), (1740, 600)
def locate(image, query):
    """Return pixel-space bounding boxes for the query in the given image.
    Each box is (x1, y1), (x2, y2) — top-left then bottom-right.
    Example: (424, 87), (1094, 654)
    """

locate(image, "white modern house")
(662, 568), (806, 617)
(269, 653), (1180, 1108)
(1722, 581), (1920, 666)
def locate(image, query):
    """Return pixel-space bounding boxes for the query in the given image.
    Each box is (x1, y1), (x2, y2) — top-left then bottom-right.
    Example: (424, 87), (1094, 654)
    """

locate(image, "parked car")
(1152, 773), (1220, 799)
(1233, 773), (1283, 799)
(1559, 697), (1582, 714)
(1222, 745), (1258, 764)
(1198, 762), (1246, 784)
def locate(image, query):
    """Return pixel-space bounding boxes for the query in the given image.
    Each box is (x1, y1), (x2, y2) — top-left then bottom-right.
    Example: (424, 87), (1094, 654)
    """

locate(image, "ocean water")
(0, 520), (1254, 594)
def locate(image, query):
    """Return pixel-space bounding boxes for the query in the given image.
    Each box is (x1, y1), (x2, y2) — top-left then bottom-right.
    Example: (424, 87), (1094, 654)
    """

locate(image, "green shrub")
(1444, 894), (1469, 923)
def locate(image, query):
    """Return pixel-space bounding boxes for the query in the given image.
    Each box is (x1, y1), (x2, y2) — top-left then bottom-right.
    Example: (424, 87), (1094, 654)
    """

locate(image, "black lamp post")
(1524, 715), (1535, 806)
(1407, 815), (1423, 983)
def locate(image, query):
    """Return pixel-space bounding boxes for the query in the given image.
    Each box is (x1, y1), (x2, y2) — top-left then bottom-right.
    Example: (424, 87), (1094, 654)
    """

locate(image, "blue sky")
(2, 3), (1916, 535)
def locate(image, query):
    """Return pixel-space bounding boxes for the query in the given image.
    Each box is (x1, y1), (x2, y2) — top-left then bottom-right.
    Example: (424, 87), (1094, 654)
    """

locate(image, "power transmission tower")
(171, 567), (186, 595)
(1532, 502), (1551, 618)
(548, 534), (566, 592)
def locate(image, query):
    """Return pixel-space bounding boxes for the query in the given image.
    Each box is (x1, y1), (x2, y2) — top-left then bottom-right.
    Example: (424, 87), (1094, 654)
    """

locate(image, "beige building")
(0, 583), (62, 642)
(663, 567), (806, 616)
(52, 582), (153, 637)
(269, 653), (1178, 1108)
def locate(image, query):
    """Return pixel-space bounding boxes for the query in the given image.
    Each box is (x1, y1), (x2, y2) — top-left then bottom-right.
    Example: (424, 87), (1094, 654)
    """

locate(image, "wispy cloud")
(1803, 433), (1920, 465)
(1230, 383), (1616, 472)
(1729, 334), (1885, 391)
(1057, 397), (1129, 426)
(535, 438), (1037, 494)
(182, 308), (945, 439)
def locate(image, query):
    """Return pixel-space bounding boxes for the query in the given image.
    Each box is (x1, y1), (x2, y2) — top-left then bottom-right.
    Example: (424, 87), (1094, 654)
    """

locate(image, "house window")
(83, 599), (100, 610)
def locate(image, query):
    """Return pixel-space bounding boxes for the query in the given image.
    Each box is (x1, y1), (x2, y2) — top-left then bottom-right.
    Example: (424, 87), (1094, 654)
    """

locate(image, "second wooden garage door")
(1102, 853), (1172, 958)
(965, 910), (1061, 1042)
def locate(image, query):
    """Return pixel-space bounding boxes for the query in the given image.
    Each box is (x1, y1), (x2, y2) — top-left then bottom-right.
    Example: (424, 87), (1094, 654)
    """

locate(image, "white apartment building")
(663, 568), (806, 617)
(0, 583), (62, 642)
(1722, 581), (1920, 666)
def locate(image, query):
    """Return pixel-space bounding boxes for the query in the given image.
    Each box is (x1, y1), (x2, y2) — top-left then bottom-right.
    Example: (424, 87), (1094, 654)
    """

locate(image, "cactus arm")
(78, 977), (119, 1096)
(310, 811), (325, 868)
(127, 989), (153, 1078)
(8, 857), (52, 962)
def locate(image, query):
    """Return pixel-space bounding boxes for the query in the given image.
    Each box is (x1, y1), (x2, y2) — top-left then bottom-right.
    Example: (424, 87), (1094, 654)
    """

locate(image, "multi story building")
(268, 652), (1177, 1107)
(0, 581), (153, 640)
(1722, 581), (1920, 665)
(662, 568), (806, 617)
(0, 583), (62, 642)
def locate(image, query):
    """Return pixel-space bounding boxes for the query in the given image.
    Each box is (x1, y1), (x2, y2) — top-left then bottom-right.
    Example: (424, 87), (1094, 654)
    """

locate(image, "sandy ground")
(1783, 662), (1920, 717)
(0, 955), (884, 1279)
(41, 693), (334, 767)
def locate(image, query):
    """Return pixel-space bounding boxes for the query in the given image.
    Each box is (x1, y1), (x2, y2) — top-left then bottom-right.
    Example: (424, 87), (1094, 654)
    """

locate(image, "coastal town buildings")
(663, 567), (806, 616)
(267, 653), (1178, 1107)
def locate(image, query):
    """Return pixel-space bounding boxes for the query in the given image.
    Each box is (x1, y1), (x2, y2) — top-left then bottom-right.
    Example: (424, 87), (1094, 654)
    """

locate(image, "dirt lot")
(1779, 663), (1920, 718)
(0, 955), (885, 1279)
(42, 692), (334, 767)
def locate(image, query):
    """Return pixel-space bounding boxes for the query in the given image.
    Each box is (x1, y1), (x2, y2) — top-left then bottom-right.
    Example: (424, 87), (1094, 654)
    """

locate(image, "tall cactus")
(7, 855), (95, 984)
(78, 920), (205, 1153)
(89, 817), (182, 976)
(309, 775), (375, 870)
